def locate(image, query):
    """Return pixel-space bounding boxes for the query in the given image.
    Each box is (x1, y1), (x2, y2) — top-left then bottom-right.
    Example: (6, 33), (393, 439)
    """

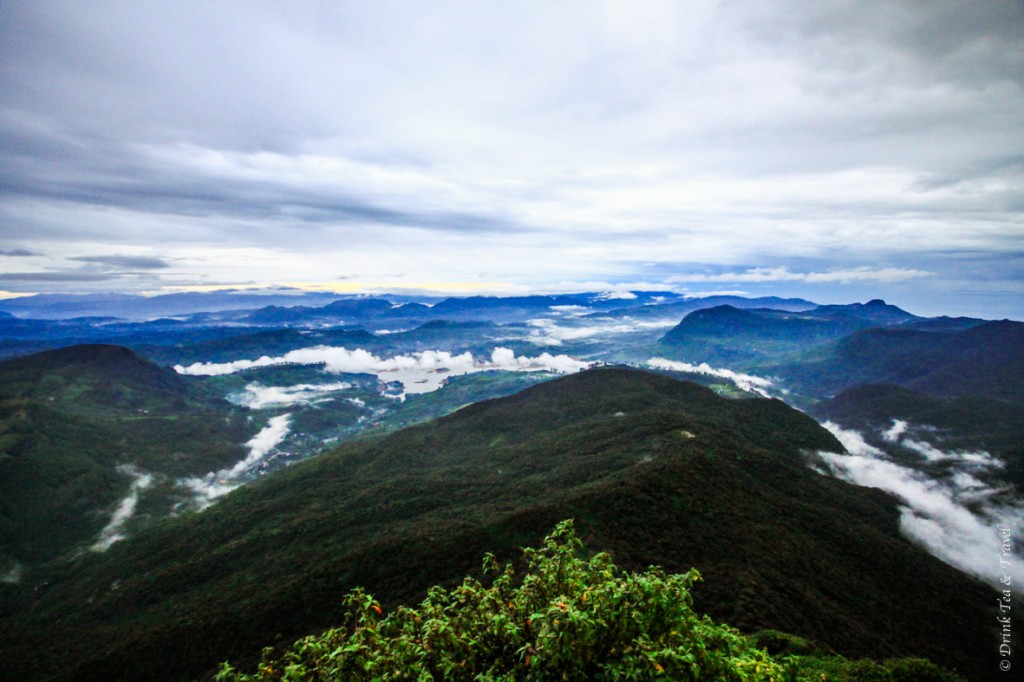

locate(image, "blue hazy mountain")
(593, 294), (817, 321)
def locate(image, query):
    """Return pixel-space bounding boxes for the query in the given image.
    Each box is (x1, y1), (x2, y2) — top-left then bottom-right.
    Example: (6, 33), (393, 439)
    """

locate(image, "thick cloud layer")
(525, 316), (677, 346)
(818, 421), (1023, 588)
(177, 346), (593, 398)
(0, 1), (1021, 317)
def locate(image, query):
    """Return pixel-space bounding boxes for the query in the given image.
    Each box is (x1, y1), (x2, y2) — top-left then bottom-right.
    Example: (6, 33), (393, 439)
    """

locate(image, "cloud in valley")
(180, 414), (292, 509)
(177, 346), (592, 379)
(92, 465), (154, 551)
(645, 357), (774, 397)
(525, 317), (677, 346)
(229, 382), (354, 409)
(818, 421), (1024, 589)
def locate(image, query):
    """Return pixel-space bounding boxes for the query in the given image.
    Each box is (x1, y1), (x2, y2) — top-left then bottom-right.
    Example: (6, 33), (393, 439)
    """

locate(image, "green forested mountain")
(0, 344), (255, 475)
(656, 300), (920, 367)
(0, 368), (1001, 681)
(781, 320), (1024, 402)
(0, 398), (129, 566)
(0, 345), (257, 569)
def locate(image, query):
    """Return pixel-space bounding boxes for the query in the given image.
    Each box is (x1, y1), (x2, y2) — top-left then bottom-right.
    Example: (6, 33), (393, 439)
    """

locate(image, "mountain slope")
(0, 343), (191, 416)
(0, 345), (260, 571)
(0, 399), (130, 566)
(0, 345), (254, 475)
(656, 300), (920, 367)
(782, 320), (1024, 402)
(810, 383), (1024, 488)
(0, 368), (1000, 681)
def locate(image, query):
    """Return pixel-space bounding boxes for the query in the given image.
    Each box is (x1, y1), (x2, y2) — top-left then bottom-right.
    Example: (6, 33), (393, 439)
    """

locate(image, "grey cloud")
(0, 125), (529, 240)
(72, 255), (170, 270)
(0, 249), (39, 256)
(1, 271), (120, 282)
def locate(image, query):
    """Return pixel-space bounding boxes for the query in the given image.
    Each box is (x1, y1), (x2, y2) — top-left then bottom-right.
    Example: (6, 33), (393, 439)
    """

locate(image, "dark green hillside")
(0, 344), (191, 416)
(782, 320), (1024, 403)
(0, 345), (254, 476)
(0, 399), (129, 566)
(0, 345), (263, 570)
(0, 369), (1000, 681)
(656, 300), (919, 367)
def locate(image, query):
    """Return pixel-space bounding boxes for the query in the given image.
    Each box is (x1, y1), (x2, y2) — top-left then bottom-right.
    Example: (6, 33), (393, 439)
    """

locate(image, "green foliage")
(215, 521), (794, 681)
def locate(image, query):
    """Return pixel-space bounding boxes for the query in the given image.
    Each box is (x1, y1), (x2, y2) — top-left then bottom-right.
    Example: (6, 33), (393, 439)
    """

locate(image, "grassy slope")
(0, 368), (1001, 681)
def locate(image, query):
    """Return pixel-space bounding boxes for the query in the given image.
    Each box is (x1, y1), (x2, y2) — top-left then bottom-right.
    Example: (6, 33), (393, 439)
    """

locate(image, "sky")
(1, 0), (1022, 318)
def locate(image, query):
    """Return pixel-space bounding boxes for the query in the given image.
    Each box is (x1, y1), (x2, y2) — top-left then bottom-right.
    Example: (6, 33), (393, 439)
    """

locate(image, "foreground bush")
(215, 521), (962, 681)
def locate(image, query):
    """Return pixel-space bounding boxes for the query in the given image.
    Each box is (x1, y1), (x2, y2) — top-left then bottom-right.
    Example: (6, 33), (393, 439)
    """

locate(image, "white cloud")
(645, 357), (773, 397)
(489, 347), (593, 374)
(0, 2), (1020, 316)
(882, 419), (1004, 467)
(92, 465), (154, 551)
(179, 414), (291, 509)
(818, 421), (1024, 589)
(229, 381), (353, 409)
(882, 419), (908, 442)
(525, 316), (677, 346)
(177, 345), (593, 400)
(597, 290), (637, 300)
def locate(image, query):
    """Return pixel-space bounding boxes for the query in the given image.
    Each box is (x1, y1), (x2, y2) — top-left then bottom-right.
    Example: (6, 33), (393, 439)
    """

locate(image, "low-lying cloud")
(525, 317), (677, 346)
(645, 357), (773, 397)
(92, 465), (154, 551)
(818, 421), (1023, 589)
(883, 419), (1002, 467)
(229, 381), (354, 409)
(177, 345), (592, 384)
(179, 414), (291, 509)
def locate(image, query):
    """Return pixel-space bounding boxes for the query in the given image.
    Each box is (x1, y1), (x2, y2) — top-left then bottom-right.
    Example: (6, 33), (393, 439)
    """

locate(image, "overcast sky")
(1, 0), (1022, 317)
